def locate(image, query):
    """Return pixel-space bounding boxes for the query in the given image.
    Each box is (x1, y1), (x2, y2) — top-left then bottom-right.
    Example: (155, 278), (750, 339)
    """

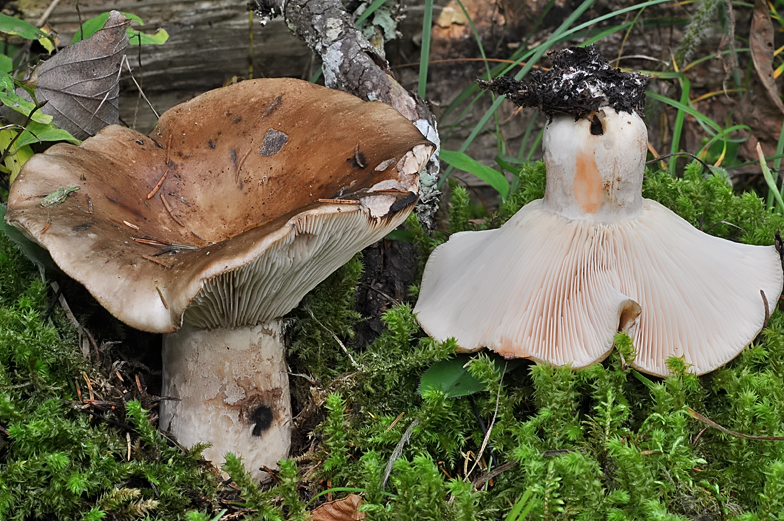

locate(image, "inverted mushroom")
(414, 47), (783, 377)
(6, 78), (433, 478)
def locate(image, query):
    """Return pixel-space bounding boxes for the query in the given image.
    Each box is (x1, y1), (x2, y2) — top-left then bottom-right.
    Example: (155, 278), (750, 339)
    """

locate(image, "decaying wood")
(256, 0), (441, 229)
(17, 0), (313, 131)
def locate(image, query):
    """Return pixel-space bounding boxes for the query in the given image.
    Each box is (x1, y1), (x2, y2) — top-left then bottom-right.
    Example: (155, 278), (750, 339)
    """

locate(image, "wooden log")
(18, 0), (315, 132)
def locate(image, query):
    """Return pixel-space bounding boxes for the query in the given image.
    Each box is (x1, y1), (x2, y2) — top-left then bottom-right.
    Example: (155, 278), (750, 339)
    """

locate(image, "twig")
(50, 281), (81, 331)
(472, 460), (517, 490)
(92, 54), (127, 126)
(693, 426), (709, 449)
(141, 254), (173, 269)
(384, 411), (405, 433)
(610, 54), (669, 66)
(124, 59), (159, 119)
(155, 286), (169, 309)
(467, 362), (507, 479)
(82, 372), (95, 401)
(75, 0), (84, 41)
(382, 419), (419, 491)
(317, 198), (360, 205)
(359, 282), (401, 306)
(132, 34), (144, 129)
(133, 237), (168, 247)
(165, 134), (172, 163)
(688, 407), (784, 441)
(761, 290), (770, 330)
(304, 304), (360, 369)
(0, 101), (46, 164)
(160, 193), (185, 227)
(84, 328), (99, 360)
(703, 220), (746, 234)
(37, 0), (64, 27)
(645, 152), (712, 174)
(146, 168), (170, 200)
(0, 382), (32, 390)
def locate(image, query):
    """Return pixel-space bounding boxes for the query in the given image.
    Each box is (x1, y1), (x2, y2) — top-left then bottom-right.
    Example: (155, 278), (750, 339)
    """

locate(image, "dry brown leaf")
(750, 0), (784, 115)
(34, 11), (128, 140)
(311, 494), (365, 521)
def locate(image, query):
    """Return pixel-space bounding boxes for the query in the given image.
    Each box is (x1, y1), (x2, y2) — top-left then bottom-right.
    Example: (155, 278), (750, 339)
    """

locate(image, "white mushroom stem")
(159, 320), (291, 480)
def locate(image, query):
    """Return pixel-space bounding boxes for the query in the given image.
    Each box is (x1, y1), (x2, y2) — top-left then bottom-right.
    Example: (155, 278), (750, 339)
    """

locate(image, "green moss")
(0, 232), (219, 520)
(285, 161), (784, 519)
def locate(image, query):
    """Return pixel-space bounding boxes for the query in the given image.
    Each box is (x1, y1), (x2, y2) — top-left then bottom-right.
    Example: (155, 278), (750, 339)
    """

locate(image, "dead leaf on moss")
(33, 10), (128, 140)
(311, 494), (365, 521)
(736, 0), (784, 160)
(750, 0), (784, 115)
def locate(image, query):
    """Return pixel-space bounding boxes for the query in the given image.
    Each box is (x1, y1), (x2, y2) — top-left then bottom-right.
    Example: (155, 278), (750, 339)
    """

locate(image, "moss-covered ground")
(2, 162), (784, 520)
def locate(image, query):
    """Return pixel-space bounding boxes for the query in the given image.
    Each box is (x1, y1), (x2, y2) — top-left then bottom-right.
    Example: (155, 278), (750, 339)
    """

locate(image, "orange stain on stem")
(574, 149), (602, 214)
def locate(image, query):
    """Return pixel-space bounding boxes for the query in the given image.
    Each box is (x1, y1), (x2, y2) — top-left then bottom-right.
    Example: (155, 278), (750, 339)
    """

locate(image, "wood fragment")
(165, 133), (172, 164)
(317, 198), (360, 205)
(83, 372), (95, 401)
(141, 254), (173, 269)
(146, 167), (170, 200)
(155, 286), (169, 309)
(385, 411), (405, 433)
(160, 193), (186, 227)
(84, 328), (99, 361)
(688, 407), (784, 441)
(133, 237), (169, 247)
(472, 460), (517, 490)
(369, 189), (411, 195)
(122, 220), (140, 231)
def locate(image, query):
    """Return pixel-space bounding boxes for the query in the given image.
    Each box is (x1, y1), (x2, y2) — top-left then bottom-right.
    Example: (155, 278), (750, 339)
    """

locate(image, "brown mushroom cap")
(7, 78), (432, 332)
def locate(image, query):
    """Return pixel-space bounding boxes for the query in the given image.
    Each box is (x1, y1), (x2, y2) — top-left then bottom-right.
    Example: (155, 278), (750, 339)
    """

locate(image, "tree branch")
(255, 0), (441, 228)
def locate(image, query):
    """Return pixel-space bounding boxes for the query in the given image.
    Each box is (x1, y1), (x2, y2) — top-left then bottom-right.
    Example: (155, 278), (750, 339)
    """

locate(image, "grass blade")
(418, 0), (434, 98)
(669, 76), (691, 175)
(441, 150), (510, 198)
(758, 143), (784, 213)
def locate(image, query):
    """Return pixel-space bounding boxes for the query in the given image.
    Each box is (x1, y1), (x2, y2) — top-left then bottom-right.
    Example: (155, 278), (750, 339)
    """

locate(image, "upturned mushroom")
(6, 78), (433, 477)
(414, 47), (783, 377)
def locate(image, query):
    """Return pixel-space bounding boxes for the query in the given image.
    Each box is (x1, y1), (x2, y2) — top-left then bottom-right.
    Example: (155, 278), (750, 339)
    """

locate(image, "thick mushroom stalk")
(415, 54), (782, 376)
(6, 78), (433, 478)
(161, 324), (290, 472)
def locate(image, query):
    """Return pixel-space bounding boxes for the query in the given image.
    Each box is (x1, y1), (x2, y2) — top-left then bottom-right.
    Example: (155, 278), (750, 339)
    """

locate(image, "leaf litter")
(29, 11), (128, 140)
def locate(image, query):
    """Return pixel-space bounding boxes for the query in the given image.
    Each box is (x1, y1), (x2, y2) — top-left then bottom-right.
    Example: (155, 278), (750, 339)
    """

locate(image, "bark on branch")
(255, 0), (441, 228)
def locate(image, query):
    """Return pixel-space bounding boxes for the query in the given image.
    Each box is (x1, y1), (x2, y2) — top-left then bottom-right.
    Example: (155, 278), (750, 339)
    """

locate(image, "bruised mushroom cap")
(6, 78), (433, 332)
(415, 107), (783, 377)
